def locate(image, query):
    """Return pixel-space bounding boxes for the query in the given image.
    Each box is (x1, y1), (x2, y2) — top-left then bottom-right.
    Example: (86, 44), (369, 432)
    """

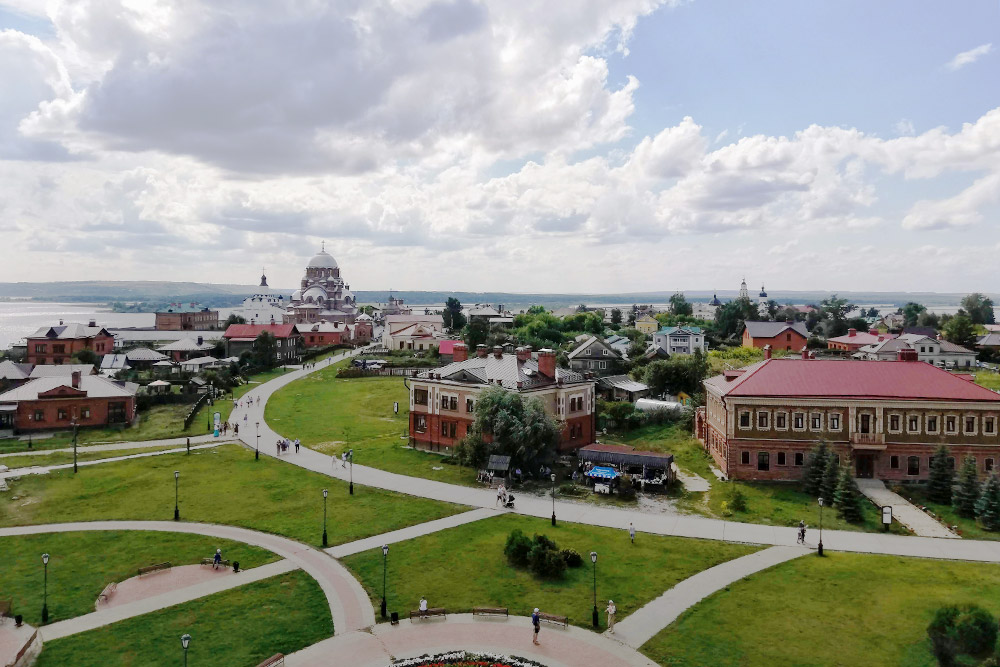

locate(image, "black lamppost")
(255, 421), (260, 460)
(590, 551), (599, 628)
(72, 421), (79, 473)
(41, 553), (49, 624)
(818, 496), (824, 556)
(181, 633), (191, 667)
(550, 473), (557, 526)
(348, 449), (354, 495)
(174, 470), (180, 521)
(322, 489), (329, 548)
(380, 544), (389, 619)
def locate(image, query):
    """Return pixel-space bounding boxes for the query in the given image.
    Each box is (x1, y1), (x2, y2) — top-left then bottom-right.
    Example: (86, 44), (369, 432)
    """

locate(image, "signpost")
(213, 411), (221, 437)
(393, 401), (398, 414)
(882, 505), (893, 531)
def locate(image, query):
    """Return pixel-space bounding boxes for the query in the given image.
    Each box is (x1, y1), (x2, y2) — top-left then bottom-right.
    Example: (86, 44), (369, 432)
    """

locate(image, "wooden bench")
(97, 582), (117, 604)
(409, 607), (447, 620)
(0, 598), (11, 624)
(538, 612), (568, 627)
(472, 606), (508, 618)
(256, 653), (284, 667)
(137, 562), (172, 577)
(201, 558), (231, 569)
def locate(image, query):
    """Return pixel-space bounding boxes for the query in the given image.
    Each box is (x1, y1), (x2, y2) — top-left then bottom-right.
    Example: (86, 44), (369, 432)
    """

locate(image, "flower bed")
(392, 651), (548, 667)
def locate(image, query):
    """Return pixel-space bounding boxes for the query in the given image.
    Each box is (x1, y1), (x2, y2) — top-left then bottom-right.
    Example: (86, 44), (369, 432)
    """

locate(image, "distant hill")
(0, 281), (989, 310)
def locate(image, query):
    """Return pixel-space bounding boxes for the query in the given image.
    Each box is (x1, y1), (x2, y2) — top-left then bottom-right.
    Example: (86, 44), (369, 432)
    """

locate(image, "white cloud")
(893, 118), (915, 137)
(946, 43), (993, 71)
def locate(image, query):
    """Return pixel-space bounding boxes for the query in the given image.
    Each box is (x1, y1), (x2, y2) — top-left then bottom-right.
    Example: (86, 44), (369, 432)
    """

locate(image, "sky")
(0, 1), (998, 295)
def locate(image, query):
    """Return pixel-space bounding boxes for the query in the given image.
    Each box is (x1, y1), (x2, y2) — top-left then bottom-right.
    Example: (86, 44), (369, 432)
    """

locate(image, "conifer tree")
(803, 441), (830, 497)
(953, 456), (980, 519)
(975, 473), (1000, 532)
(820, 451), (840, 501)
(927, 445), (954, 505)
(834, 464), (865, 523)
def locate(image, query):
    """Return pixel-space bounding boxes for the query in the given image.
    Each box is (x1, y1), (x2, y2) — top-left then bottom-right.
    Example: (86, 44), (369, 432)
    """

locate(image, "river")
(0, 301), (154, 350)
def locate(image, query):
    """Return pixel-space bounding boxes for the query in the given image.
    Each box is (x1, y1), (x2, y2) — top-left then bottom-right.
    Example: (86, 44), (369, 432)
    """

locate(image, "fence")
(182, 393), (210, 430)
(338, 367), (430, 378)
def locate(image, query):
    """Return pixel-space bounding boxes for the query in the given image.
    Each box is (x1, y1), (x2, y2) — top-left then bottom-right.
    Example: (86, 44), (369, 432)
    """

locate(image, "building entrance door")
(855, 454), (874, 479)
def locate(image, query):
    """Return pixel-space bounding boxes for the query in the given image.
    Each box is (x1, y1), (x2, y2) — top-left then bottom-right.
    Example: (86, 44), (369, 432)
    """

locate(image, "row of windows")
(34, 408), (92, 421)
(740, 410), (841, 432)
(740, 450), (806, 470)
(568, 396), (586, 412)
(886, 413), (995, 436)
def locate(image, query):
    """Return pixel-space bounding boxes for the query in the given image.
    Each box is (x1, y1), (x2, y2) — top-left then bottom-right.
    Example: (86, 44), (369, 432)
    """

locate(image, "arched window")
(305, 296), (313, 303)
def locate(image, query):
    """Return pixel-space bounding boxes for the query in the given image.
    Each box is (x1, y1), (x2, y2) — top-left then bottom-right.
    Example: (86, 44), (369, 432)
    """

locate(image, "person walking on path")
(531, 608), (541, 645)
(606, 600), (617, 633)
(276, 440), (281, 456)
(797, 520), (806, 544)
(629, 522), (635, 545)
(294, 438), (300, 453)
(234, 423), (239, 436)
(496, 484), (506, 506)
(341, 452), (348, 468)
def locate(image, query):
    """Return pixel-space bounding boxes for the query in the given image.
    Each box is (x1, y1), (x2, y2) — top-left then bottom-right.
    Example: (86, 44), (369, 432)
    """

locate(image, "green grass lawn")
(266, 362), (479, 486)
(603, 423), (900, 533)
(36, 570), (331, 667)
(0, 445), (464, 547)
(1, 531), (276, 625)
(0, 443), (203, 468)
(642, 552), (1000, 667)
(341, 514), (759, 630)
(973, 370), (1000, 391)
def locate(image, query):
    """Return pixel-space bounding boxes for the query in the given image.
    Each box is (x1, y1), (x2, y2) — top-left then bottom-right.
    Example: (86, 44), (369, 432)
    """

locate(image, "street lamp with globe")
(550, 473), (557, 526)
(255, 421), (260, 460)
(380, 544), (389, 618)
(818, 497), (825, 556)
(322, 489), (329, 547)
(181, 633), (191, 667)
(174, 470), (180, 521)
(41, 553), (50, 624)
(590, 551), (599, 628)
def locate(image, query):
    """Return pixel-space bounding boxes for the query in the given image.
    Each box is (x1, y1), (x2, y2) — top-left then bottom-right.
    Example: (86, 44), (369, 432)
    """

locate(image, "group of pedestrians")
(495, 484), (514, 508)
(276, 437), (301, 455)
(529, 601), (616, 644)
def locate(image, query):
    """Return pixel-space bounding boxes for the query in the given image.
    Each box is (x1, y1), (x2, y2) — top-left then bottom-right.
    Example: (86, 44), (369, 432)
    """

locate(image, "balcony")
(851, 432), (885, 449)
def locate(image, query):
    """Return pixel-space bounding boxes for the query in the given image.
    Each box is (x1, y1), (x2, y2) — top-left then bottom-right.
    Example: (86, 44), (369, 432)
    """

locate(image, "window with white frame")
(987, 458), (995, 472)
(793, 412), (805, 430)
(945, 415), (957, 434)
(927, 415), (939, 434)
(757, 411), (769, 429)
(965, 415), (977, 435)
(810, 412), (822, 430)
(986, 417), (996, 435)
(829, 413), (841, 431)
(907, 415), (920, 433)
(775, 412), (787, 430)
(888, 414), (901, 433)
(739, 411), (751, 429)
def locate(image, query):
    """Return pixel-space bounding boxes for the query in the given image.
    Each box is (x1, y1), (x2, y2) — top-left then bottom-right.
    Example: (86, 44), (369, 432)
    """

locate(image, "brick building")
(155, 304), (219, 331)
(695, 348), (1000, 481)
(0, 370), (137, 433)
(741, 320), (809, 351)
(826, 328), (895, 352)
(26, 321), (114, 365)
(223, 324), (303, 364)
(408, 344), (597, 454)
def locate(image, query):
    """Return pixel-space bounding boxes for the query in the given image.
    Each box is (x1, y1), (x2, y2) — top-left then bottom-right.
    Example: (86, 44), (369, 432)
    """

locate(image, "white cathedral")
(739, 278), (770, 318)
(285, 244), (360, 325)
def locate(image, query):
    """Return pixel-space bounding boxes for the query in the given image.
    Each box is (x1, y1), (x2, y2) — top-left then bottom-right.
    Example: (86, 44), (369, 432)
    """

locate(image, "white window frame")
(792, 412), (805, 431)
(926, 414), (940, 435)
(944, 414), (959, 435)
(985, 416), (996, 435)
(774, 411), (788, 431)
(757, 410), (770, 430)
(886, 412), (902, 434)
(829, 413), (842, 432)
(810, 412), (823, 431)
(907, 414), (920, 434)
(738, 411), (751, 430)
(963, 414), (978, 436)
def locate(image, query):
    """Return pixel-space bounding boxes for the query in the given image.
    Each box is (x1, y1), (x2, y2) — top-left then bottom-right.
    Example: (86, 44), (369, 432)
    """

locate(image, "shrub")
(561, 548), (583, 568)
(503, 529), (532, 567)
(728, 486), (748, 512)
(528, 543), (566, 579)
(928, 604), (998, 666)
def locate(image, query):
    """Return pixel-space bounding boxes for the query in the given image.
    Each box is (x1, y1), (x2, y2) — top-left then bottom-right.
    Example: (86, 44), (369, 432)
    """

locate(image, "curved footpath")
(0, 520), (375, 638)
(235, 350), (1000, 564)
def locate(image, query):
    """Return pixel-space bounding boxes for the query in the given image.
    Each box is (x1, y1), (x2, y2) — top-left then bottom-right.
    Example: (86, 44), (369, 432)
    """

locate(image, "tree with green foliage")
(713, 298), (760, 339)
(457, 385), (560, 472)
(900, 302), (927, 328)
(819, 294), (856, 337)
(820, 452), (840, 501)
(928, 604), (998, 667)
(71, 348), (98, 365)
(803, 441), (831, 497)
(953, 456), (980, 518)
(442, 297), (467, 332)
(251, 331), (278, 370)
(610, 308), (622, 326)
(224, 313), (247, 327)
(463, 318), (490, 348)
(928, 445), (955, 504)
(961, 293), (996, 325)
(669, 292), (693, 317)
(642, 349), (708, 396)
(833, 464), (865, 522)
(627, 310), (636, 327)
(845, 317), (869, 332)
(942, 314), (977, 349)
(976, 473), (1000, 531)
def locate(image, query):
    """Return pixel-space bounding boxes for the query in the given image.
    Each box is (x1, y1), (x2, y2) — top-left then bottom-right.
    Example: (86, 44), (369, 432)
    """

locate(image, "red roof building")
(826, 329), (896, 352)
(223, 324), (303, 364)
(696, 354), (1000, 482)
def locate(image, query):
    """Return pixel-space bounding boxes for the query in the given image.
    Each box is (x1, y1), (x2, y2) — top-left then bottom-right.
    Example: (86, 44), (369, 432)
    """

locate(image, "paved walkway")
(856, 478), (959, 539)
(0, 434), (218, 459)
(0, 442), (226, 479)
(286, 614), (659, 667)
(611, 546), (804, 648)
(671, 463), (710, 492)
(235, 348), (1000, 563)
(0, 521), (374, 638)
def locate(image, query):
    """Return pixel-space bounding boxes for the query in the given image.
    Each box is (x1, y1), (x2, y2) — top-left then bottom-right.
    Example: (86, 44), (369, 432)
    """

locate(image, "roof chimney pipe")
(848, 328), (857, 337)
(476, 344), (488, 358)
(801, 346), (809, 360)
(763, 344), (772, 360)
(71, 370), (81, 389)
(493, 345), (503, 358)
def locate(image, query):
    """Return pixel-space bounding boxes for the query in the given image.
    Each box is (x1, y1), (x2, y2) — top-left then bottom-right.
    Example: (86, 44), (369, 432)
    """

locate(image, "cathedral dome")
(308, 249), (338, 269)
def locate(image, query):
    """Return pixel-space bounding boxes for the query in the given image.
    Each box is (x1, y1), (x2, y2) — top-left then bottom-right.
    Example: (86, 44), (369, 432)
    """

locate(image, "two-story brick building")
(741, 320), (809, 351)
(26, 321), (114, 365)
(223, 324), (303, 364)
(696, 347), (1000, 481)
(408, 344), (597, 454)
(154, 304), (219, 331)
(0, 370), (137, 433)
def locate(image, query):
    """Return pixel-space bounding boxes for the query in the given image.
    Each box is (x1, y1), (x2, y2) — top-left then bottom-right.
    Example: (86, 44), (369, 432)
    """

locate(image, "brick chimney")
(476, 344), (488, 358)
(897, 347), (919, 362)
(452, 343), (468, 362)
(88, 319), (97, 327)
(785, 319), (793, 325)
(537, 348), (556, 379)
(516, 346), (531, 362)
(848, 328), (857, 337)
(877, 335), (884, 342)
(801, 346), (809, 360)
(763, 344), (772, 360)
(197, 336), (204, 346)
(493, 345), (503, 358)
(71, 370), (81, 389)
